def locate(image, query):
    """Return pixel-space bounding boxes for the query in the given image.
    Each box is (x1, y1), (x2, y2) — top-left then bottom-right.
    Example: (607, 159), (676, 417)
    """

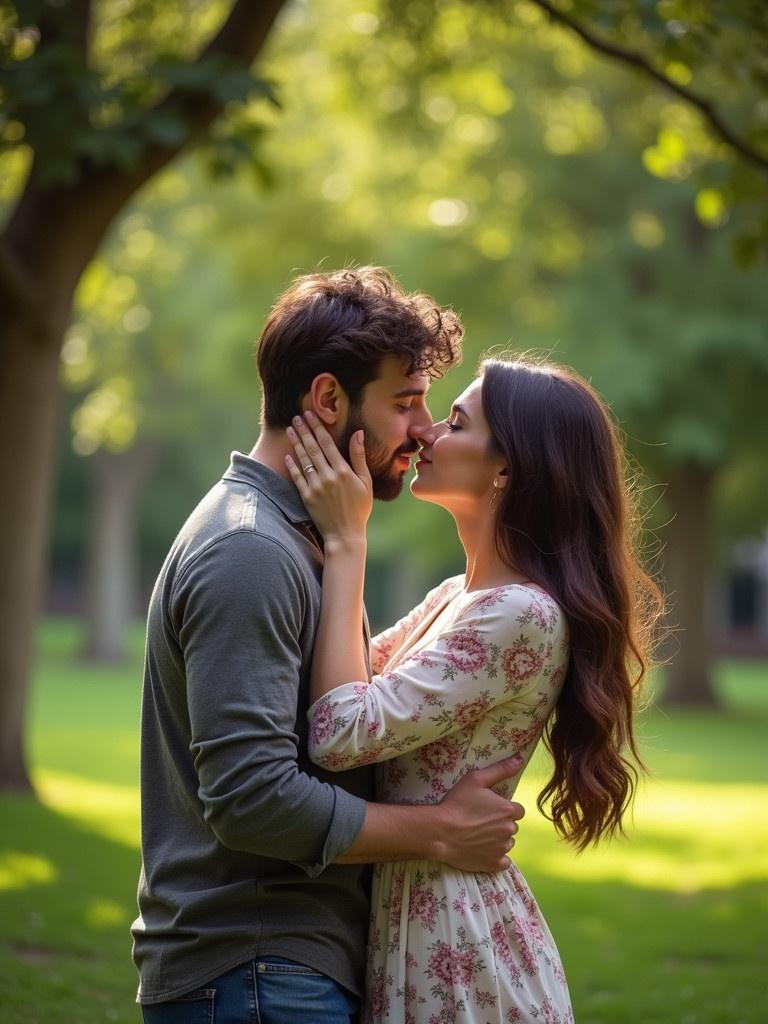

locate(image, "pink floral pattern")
(308, 578), (573, 1023)
(308, 698), (335, 745)
(408, 882), (442, 932)
(502, 638), (545, 692)
(443, 627), (489, 677)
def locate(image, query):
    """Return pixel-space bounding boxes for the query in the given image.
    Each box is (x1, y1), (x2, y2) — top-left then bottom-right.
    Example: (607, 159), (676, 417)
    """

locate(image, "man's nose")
(409, 406), (434, 441)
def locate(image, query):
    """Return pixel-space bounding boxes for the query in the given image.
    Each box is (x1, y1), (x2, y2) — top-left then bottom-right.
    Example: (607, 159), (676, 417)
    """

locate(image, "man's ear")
(302, 373), (349, 426)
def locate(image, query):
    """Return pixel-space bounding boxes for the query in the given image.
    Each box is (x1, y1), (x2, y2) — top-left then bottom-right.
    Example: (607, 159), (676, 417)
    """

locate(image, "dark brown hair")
(257, 266), (463, 427)
(481, 356), (663, 850)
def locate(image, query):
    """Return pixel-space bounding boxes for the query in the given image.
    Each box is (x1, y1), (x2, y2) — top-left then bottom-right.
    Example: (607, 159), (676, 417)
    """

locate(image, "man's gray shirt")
(131, 454), (373, 1003)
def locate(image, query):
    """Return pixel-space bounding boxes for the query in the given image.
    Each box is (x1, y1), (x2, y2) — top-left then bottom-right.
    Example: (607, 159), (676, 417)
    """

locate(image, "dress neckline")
(457, 578), (553, 601)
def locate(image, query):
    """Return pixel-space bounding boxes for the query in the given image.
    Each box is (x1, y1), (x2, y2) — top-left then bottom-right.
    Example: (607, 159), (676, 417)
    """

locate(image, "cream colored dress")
(308, 578), (574, 1024)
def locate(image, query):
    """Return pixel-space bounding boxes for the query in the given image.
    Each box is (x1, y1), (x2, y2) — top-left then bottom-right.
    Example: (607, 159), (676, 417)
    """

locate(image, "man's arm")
(177, 531), (365, 874)
(340, 756), (525, 872)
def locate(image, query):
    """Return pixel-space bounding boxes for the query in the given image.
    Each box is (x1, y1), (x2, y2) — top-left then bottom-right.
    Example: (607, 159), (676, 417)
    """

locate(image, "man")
(133, 267), (525, 1023)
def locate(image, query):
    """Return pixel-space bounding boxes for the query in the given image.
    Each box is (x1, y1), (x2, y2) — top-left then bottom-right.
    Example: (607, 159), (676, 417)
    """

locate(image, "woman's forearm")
(310, 536), (370, 701)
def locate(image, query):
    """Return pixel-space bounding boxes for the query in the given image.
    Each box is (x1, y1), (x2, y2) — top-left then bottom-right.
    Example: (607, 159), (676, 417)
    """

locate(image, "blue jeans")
(140, 957), (360, 1024)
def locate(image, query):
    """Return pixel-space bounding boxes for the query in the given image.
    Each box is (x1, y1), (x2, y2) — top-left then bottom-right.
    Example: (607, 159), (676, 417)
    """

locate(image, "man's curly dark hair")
(257, 266), (464, 428)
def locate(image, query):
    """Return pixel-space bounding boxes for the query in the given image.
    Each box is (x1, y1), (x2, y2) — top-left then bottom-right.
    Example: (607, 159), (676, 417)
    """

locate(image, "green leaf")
(143, 109), (189, 148)
(732, 232), (764, 268)
(209, 67), (259, 104)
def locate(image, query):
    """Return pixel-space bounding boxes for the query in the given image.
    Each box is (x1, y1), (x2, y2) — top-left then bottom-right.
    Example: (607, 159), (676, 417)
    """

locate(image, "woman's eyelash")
(447, 421), (461, 431)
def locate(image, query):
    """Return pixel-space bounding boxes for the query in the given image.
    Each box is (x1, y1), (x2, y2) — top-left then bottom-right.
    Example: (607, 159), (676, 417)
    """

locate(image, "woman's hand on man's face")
(285, 411), (373, 543)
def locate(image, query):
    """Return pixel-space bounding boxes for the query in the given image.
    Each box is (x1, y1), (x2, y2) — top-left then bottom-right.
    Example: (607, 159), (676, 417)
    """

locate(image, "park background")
(1, 1), (767, 1021)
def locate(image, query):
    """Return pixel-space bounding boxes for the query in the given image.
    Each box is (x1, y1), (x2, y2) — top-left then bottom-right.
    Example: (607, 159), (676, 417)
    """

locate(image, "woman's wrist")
(323, 535), (367, 558)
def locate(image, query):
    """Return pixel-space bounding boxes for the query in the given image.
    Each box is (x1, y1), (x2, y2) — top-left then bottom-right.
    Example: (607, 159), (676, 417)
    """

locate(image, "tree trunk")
(0, 318), (65, 791)
(82, 445), (158, 663)
(0, 0), (287, 792)
(0, 179), (118, 792)
(662, 463), (719, 706)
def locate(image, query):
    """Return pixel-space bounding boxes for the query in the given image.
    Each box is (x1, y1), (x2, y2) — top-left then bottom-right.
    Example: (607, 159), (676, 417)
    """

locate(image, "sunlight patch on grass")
(514, 777), (768, 892)
(35, 770), (139, 849)
(83, 898), (130, 928)
(0, 851), (57, 891)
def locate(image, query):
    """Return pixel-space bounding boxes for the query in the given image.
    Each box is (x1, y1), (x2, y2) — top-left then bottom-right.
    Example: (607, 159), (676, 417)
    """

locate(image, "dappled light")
(84, 899), (130, 928)
(1, 1), (766, 1021)
(518, 778), (767, 892)
(0, 623), (762, 1022)
(0, 851), (57, 892)
(35, 772), (140, 849)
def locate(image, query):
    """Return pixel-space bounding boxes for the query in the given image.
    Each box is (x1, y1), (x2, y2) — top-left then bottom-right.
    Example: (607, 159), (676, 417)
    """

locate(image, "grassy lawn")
(1, 619), (767, 1023)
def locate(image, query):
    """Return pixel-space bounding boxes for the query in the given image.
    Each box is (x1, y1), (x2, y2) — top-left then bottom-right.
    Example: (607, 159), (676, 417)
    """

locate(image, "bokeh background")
(1, 2), (767, 1021)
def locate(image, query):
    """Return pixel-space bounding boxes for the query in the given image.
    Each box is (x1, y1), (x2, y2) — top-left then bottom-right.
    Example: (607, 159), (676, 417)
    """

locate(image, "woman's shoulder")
(422, 574), (464, 607)
(440, 574), (465, 594)
(460, 582), (565, 638)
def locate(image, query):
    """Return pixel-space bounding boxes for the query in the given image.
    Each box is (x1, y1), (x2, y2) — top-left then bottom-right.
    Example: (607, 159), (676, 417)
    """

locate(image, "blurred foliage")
(378, 0), (768, 262)
(1, 0), (758, 585)
(0, 0), (278, 187)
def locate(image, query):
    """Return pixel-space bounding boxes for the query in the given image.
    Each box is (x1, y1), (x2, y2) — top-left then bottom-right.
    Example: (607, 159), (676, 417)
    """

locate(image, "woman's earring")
(490, 477), (501, 510)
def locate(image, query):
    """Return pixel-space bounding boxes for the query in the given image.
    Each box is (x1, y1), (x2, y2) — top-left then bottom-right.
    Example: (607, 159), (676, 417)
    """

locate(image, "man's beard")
(340, 406), (418, 501)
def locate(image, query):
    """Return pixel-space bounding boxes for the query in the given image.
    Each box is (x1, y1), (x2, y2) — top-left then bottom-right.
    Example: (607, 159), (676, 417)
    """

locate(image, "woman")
(285, 356), (662, 1024)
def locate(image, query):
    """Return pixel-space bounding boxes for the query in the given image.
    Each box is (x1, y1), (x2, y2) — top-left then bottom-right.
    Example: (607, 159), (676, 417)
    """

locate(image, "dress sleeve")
(308, 587), (566, 771)
(369, 577), (458, 674)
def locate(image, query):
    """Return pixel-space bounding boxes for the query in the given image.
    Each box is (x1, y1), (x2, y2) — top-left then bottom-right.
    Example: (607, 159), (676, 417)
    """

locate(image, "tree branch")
(527, 0), (768, 177)
(125, 0), (288, 186)
(71, 0), (92, 57)
(1, 0), (288, 332)
(47, 0), (290, 251)
(0, 241), (52, 340)
(36, 0), (92, 53)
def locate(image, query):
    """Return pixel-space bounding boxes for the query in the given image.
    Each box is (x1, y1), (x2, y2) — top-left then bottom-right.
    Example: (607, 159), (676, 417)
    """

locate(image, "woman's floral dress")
(307, 578), (574, 1024)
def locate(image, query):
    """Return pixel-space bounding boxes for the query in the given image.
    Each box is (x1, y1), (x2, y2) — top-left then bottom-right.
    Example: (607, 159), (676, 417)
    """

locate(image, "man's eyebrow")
(392, 386), (428, 398)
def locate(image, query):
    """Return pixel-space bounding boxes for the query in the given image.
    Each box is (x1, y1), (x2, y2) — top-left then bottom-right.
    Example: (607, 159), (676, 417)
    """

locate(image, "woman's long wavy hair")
(481, 356), (664, 850)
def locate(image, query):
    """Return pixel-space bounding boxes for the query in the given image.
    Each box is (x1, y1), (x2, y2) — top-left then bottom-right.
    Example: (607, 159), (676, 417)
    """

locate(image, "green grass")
(1, 619), (767, 1023)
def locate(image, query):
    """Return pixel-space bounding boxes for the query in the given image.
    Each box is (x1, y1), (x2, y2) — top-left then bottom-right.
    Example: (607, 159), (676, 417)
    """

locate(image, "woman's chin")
(409, 477), (440, 505)
(409, 476), (427, 500)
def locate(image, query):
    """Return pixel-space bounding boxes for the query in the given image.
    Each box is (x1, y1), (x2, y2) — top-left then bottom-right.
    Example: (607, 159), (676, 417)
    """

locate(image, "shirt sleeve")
(308, 587), (566, 771)
(369, 577), (458, 674)
(175, 531), (366, 875)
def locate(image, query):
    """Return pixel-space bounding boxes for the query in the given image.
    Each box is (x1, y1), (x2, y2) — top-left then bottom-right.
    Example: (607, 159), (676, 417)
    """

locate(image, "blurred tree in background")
(522, 0), (768, 208)
(1, 0), (767, 791)
(0, 0), (288, 790)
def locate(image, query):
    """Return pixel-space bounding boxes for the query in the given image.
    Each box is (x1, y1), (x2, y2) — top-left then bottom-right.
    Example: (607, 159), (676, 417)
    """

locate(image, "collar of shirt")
(224, 451), (368, 671)
(223, 451), (313, 527)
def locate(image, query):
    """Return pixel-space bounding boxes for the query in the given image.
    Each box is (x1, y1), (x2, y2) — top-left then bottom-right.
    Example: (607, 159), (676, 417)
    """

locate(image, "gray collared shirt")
(132, 453), (373, 1003)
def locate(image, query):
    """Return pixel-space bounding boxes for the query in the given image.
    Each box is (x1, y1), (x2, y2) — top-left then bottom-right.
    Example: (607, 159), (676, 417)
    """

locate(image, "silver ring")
(303, 464), (316, 474)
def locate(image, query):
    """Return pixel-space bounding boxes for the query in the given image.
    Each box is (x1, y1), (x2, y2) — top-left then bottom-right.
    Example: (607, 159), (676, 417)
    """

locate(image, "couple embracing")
(132, 267), (660, 1023)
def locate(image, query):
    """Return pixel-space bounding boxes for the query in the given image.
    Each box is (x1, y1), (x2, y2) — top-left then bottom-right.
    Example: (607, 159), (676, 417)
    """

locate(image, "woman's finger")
(348, 429), (371, 483)
(284, 454), (310, 497)
(286, 426), (318, 478)
(291, 415), (329, 472)
(303, 411), (346, 471)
